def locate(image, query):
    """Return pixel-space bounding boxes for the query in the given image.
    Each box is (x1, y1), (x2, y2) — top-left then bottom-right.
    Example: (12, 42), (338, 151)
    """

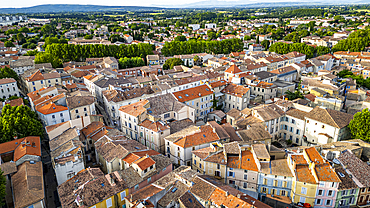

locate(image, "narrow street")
(41, 139), (61, 208)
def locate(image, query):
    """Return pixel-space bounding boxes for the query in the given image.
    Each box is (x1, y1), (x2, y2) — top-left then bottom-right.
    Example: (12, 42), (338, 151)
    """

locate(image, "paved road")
(41, 139), (61, 208)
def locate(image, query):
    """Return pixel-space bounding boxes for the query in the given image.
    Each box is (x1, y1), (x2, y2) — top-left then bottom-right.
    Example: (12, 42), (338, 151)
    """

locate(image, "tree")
(0, 67), (18, 80)
(41, 24), (52, 37)
(4, 41), (15, 47)
(174, 35), (187, 42)
(84, 34), (93, 39)
(349, 108), (370, 142)
(34, 52), (62, 68)
(256, 36), (260, 44)
(284, 80), (304, 100)
(118, 57), (145, 69)
(193, 55), (200, 66)
(0, 169), (5, 207)
(0, 105), (44, 142)
(163, 58), (183, 70)
(261, 40), (270, 50)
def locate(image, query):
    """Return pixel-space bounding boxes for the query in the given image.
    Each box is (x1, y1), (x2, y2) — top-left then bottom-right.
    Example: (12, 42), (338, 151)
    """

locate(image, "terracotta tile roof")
(190, 176), (216, 201)
(256, 81), (274, 88)
(172, 125), (221, 148)
(173, 84), (213, 102)
(179, 191), (204, 208)
(133, 156), (156, 170)
(225, 65), (242, 74)
(12, 161), (44, 208)
(335, 167), (358, 190)
(126, 184), (163, 204)
(36, 103), (68, 115)
(221, 84), (250, 98)
(304, 147), (325, 165)
(296, 165), (316, 184)
(192, 147), (215, 160)
(13, 136), (41, 162)
(139, 119), (169, 132)
(66, 96), (94, 109)
(26, 70), (43, 82)
(227, 150), (258, 171)
(81, 121), (104, 138)
(291, 155), (307, 165)
(0, 78), (16, 85)
(5, 98), (24, 107)
(270, 66), (297, 75)
(122, 150), (160, 165)
(209, 80), (227, 88)
(304, 94), (316, 102)
(286, 108), (309, 120)
(305, 107), (353, 129)
(314, 162), (341, 182)
(119, 100), (148, 117)
(0, 162), (17, 175)
(260, 159), (294, 177)
(338, 150), (370, 187)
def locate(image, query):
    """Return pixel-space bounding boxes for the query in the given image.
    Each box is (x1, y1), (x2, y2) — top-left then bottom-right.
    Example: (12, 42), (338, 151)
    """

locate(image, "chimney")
(237, 194), (241, 198)
(225, 191), (229, 197)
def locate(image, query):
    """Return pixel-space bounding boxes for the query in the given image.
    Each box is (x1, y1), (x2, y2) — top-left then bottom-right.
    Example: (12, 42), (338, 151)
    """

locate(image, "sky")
(1, 0), (275, 8)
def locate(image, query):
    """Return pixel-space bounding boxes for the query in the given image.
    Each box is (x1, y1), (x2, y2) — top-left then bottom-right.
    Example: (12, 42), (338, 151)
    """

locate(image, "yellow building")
(288, 154), (317, 206)
(192, 142), (227, 180)
(25, 70), (62, 92)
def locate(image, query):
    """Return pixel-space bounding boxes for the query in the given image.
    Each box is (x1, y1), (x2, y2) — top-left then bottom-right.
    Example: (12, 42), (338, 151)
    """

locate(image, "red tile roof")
(174, 125), (220, 148)
(225, 65), (242, 74)
(36, 103), (68, 115)
(173, 85), (213, 102)
(133, 156), (156, 170)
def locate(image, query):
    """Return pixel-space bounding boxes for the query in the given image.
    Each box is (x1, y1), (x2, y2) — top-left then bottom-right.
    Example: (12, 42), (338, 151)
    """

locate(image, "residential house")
(147, 55), (160, 65)
(9, 58), (34, 75)
(279, 108), (310, 145)
(221, 83), (250, 112)
(224, 65), (243, 82)
(49, 127), (85, 185)
(66, 95), (96, 119)
(0, 78), (19, 99)
(303, 107), (353, 145)
(250, 81), (277, 102)
(172, 84), (213, 121)
(249, 44), (265, 52)
(103, 86), (155, 126)
(36, 103), (70, 126)
(270, 66), (298, 82)
(25, 70), (61, 92)
(334, 167), (359, 208)
(338, 150), (370, 207)
(251, 104), (285, 140)
(164, 124), (224, 166)
(258, 159), (294, 206)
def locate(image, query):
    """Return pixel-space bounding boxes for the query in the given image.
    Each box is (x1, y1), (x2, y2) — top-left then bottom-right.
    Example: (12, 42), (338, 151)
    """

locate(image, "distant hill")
(0, 4), (163, 14)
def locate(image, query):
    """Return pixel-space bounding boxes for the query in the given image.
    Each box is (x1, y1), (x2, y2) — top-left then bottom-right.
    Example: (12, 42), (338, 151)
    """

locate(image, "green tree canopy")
(4, 41), (15, 47)
(174, 35), (187, 42)
(163, 58), (183, 70)
(118, 57), (145, 69)
(349, 108), (370, 142)
(0, 105), (44, 143)
(0, 169), (5, 206)
(0, 67), (18, 80)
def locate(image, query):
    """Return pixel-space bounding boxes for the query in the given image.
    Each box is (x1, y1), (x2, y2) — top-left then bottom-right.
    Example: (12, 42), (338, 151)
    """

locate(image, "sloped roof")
(36, 103), (68, 115)
(305, 107), (353, 128)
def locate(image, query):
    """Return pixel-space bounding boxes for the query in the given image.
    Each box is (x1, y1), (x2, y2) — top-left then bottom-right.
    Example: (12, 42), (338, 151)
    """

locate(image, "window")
(164, 113), (170, 118)
(350, 189), (356, 195)
(67, 172), (75, 179)
(296, 129), (300, 135)
(328, 190), (333, 196)
(325, 200), (331, 206)
(319, 181), (325, 187)
(52, 115), (55, 119)
(316, 199), (322, 205)
(282, 181), (287, 188)
(342, 190), (347, 196)
(120, 191), (126, 201)
(228, 171), (235, 177)
(339, 200), (346, 206)
(291, 119), (295, 124)
(217, 164), (220, 169)
(106, 198), (112, 207)
(349, 197), (355, 204)
(134, 184), (139, 190)
(244, 175), (248, 180)
(84, 107), (87, 111)
(301, 187), (307, 195)
(194, 160), (196, 165)
(299, 197), (306, 203)
(199, 164), (202, 168)
(331, 182), (335, 187)
(75, 109), (79, 113)
(263, 179), (267, 185)
(60, 113), (63, 117)
(243, 182), (248, 188)
(281, 190), (286, 196)
(318, 189), (323, 196)
(273, 180), (278, 186)
(262, 187), (267, 193)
